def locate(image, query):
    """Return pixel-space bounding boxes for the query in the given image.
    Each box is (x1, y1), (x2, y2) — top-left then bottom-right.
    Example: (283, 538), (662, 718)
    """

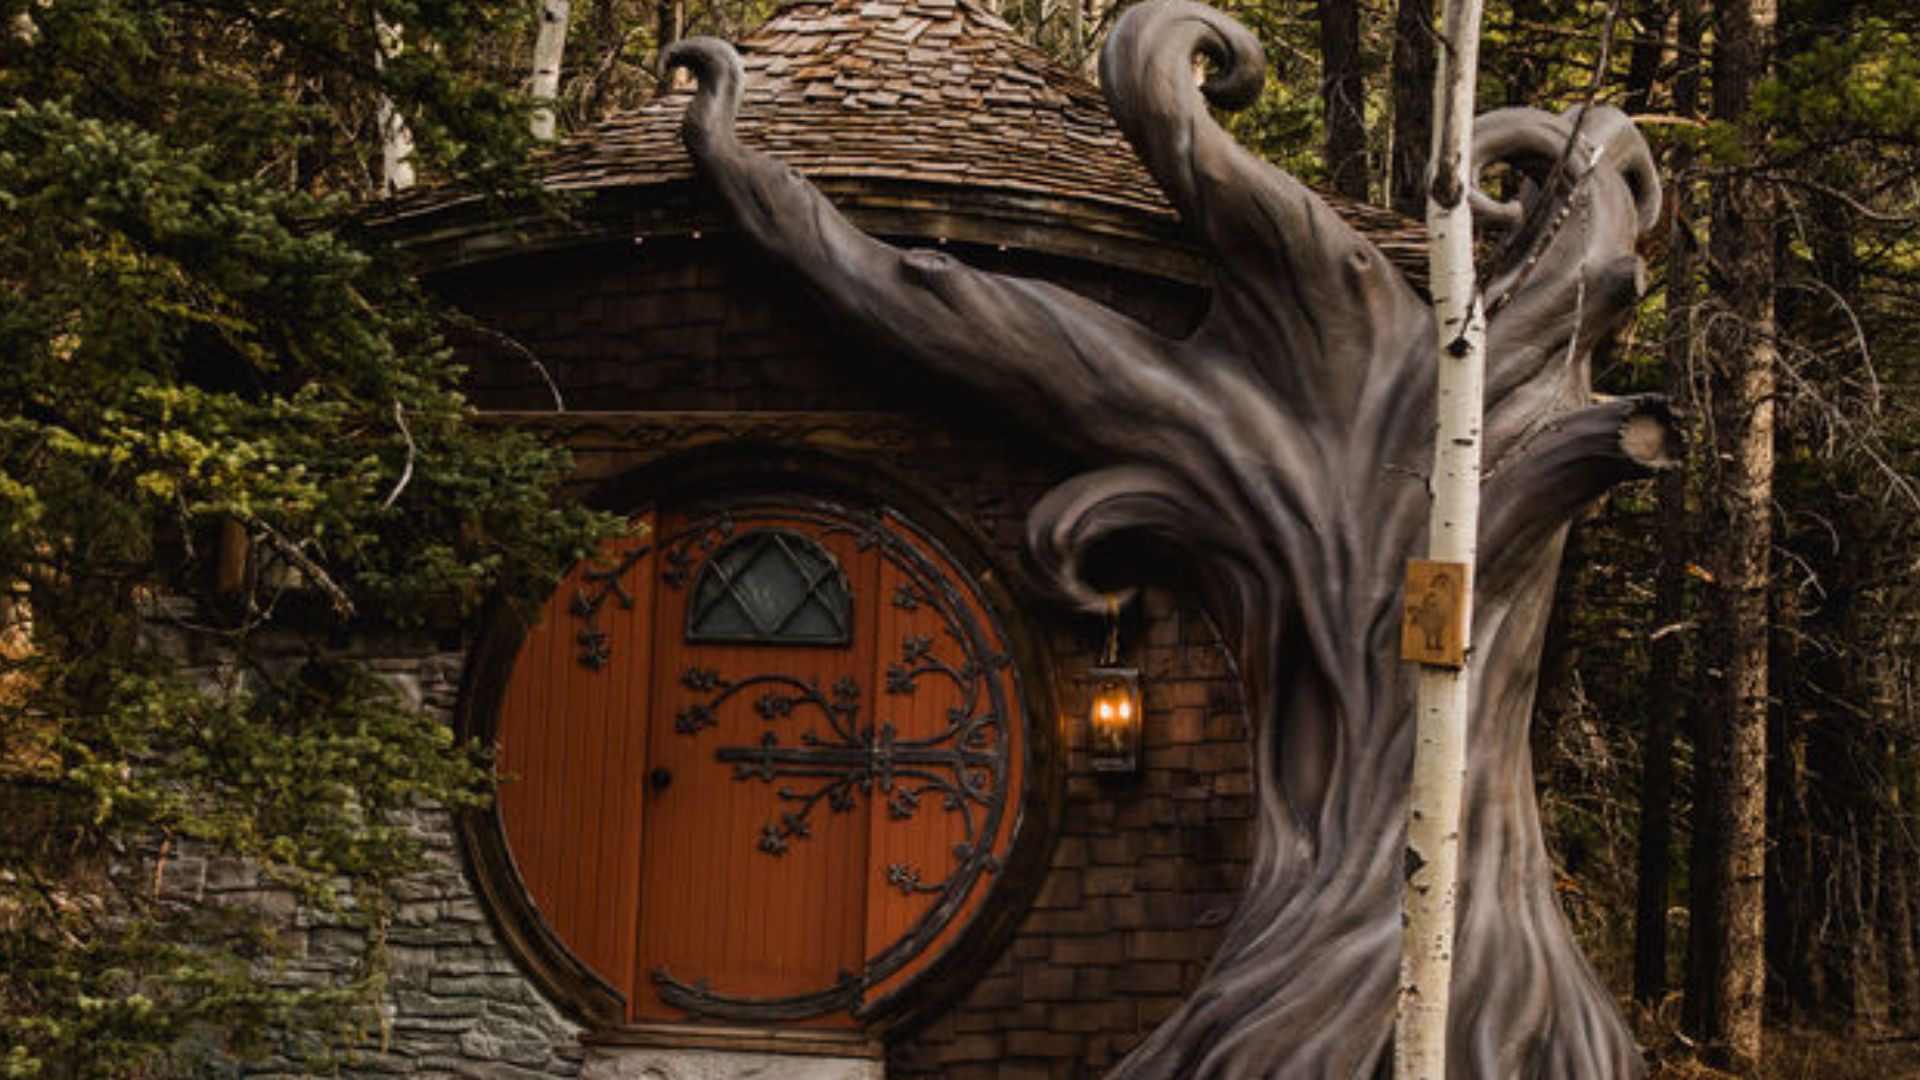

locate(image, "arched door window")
(481, 490), (1035, 1029)
(684, 529), (853, 645)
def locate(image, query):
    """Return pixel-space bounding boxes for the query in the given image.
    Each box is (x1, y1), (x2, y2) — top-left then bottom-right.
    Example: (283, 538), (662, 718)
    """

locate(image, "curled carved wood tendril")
(669, 1), (1678, 1071)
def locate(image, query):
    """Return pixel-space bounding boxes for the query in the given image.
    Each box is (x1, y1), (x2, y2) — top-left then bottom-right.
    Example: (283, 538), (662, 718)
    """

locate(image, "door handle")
(649, 767), (673, 793)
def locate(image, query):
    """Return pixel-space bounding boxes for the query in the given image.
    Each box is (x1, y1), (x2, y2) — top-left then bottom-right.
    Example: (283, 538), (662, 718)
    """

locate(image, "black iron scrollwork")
(677, 611), (1006, 891)
(886, 861), (943, 896)
(660, 516), (735, 589)
(569, 537), (654, 670)
(649, 498), (1021, 1024)
(651, 966), (864, 1023)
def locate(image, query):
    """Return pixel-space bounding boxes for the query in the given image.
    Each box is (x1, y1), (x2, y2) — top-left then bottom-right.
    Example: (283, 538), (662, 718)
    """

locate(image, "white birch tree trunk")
(374, 14), (416, 193)
(1398, 0), (1486, 1076)
(530, 0), (572, 141)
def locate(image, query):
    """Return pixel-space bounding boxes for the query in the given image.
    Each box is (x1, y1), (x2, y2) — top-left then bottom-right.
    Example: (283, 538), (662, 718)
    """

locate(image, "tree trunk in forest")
(1852, 813), (1892, 1027)
(1389, 0), (1434, 219)
(666, 3), (1674, 1072)
(1397, 2), (1485, 1073)
(1069, 0), (1087, 70)
(1884, 786), (1920, 1025)
(589, 0), (620, 65)
(1688, 0), (1777, 1068)
(373, 15), (416, 193)
(1635, 452), (1685, 1003)
(531, 0), (572, 141)
(1320, 0), (1368, 200)
(1766, 692), (1818, 1015)
(1504, 0), (1547, 105)
(576, 0), (622, 122)
(656, 0), (685, 75)
(1621, 0), (1665, 116)
(1634, 0), (1700, 1009)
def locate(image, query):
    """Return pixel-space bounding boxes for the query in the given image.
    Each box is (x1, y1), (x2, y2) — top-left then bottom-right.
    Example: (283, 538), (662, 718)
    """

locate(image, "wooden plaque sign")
(1401, 560), (1468, 668)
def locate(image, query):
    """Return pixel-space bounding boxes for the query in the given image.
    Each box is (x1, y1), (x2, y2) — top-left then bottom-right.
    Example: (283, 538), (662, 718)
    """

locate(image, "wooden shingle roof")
(390, 0), (1426, 283)
(541, 0), (1166, 215)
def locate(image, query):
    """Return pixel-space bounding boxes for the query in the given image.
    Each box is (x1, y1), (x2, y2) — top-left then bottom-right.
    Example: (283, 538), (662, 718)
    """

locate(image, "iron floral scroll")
(668, 2), (1677, 1074)
(641, 498), (1018, 1023)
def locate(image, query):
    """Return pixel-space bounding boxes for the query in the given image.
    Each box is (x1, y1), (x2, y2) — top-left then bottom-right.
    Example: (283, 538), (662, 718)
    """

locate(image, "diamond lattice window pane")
(687, 530), (852, 645)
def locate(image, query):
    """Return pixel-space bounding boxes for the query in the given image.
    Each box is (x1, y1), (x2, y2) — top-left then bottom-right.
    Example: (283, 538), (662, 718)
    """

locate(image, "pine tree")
(0, 3), (611, 1073)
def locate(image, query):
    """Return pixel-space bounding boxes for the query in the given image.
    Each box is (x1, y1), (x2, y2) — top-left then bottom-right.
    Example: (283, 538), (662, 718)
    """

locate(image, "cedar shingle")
(396, 0), (1427, 283)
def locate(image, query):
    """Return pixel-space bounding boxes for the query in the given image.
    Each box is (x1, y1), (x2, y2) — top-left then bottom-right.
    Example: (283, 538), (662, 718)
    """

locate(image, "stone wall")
(145, 627), (585, 1078)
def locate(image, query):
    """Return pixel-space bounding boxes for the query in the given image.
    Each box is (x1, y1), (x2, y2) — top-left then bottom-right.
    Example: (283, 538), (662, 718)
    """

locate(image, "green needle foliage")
(0, 2), (613, 1075)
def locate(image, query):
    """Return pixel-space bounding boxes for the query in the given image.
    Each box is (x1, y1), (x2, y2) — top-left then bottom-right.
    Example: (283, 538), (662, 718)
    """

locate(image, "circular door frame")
(453, 443), (1064, 1036)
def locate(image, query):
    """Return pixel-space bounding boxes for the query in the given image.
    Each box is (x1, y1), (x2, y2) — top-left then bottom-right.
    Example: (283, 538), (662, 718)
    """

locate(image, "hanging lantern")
(1087, 665), (1143, 774)
(1087, 595), (1142, 774)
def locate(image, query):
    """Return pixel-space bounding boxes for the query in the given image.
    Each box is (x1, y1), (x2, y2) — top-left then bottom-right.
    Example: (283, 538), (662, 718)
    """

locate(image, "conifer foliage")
(0, 3), (609, 1074)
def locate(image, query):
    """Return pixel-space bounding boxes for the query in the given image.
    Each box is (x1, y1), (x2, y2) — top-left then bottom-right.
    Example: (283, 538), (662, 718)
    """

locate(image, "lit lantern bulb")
(1088, 667), (1143, 774)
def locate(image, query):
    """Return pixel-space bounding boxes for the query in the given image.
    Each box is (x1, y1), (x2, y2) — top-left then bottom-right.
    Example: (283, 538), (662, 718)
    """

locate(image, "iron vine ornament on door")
(668, 1), (1679, 1072)
(569, 536), (655, 670)
(676, 625), (1007, 873)
(643, 499), (1018, 1023)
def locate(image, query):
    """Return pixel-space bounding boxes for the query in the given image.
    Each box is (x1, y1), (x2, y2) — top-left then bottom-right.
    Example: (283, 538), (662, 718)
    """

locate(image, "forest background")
(1, 0), (1916, 1077)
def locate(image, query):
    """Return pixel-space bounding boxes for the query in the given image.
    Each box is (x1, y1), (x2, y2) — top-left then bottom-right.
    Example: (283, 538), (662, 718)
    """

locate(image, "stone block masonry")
(147, 624), (587, 1079)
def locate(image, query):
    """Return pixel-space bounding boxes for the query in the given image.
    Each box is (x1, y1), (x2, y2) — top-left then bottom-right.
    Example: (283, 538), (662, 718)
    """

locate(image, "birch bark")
(531, 0), (572, 141)
(374, 15), (416, 193)
(1398, 0), (1485, 1075)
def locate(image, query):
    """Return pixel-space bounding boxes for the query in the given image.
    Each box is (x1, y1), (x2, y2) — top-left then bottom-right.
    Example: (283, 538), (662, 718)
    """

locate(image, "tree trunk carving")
(668, 3), (1674, 1073)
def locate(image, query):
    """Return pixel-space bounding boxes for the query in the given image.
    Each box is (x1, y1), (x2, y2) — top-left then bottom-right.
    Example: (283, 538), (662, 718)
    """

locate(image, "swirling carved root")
(668, 4), (1672, 1075)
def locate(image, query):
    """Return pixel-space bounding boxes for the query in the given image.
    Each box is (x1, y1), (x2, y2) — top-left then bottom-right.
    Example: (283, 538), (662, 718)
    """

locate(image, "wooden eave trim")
(474, 410), (946, 467)
(386, 177), (1207, 285)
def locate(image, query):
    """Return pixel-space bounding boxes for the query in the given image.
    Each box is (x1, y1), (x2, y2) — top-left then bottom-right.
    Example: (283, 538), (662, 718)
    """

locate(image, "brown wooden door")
(634, 504), (882, 1023)
(493, 493), (1026, 1028)
(495, 515), (657, 992)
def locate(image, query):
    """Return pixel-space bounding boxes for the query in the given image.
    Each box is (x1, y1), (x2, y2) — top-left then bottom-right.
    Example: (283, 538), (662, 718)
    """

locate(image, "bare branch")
(378, 400), (416, 512)
(245, 519), (355, 620)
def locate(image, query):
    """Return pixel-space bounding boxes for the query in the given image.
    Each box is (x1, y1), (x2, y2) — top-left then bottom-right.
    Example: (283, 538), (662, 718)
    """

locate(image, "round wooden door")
(492, 492), (1028, 1027)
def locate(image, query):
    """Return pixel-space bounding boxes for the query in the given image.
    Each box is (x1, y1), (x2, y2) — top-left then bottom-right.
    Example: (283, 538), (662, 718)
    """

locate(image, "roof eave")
(384, 174), (1208, 284)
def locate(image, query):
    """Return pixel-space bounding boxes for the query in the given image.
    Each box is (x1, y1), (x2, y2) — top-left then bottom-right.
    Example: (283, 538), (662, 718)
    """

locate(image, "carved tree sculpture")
(667, 2), (1675, 1074)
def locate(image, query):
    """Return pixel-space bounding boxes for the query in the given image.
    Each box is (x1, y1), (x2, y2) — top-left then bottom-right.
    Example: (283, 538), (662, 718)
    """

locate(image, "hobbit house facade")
(349, 2), (1382, 1074)
(235, 0), (1665, 1075)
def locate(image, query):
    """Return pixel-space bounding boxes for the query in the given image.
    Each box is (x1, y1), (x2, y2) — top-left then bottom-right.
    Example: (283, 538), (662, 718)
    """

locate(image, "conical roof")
(542, 0), (1167, 217)
(392, 0), (1426, 281)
